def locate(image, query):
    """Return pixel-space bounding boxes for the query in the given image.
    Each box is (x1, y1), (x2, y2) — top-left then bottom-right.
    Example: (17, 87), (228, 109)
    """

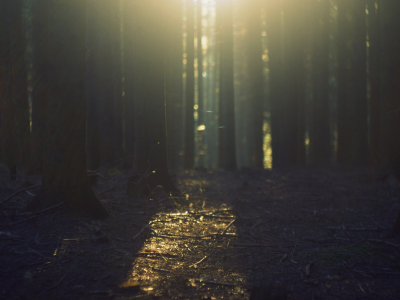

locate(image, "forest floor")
(0, 164), (400, 300)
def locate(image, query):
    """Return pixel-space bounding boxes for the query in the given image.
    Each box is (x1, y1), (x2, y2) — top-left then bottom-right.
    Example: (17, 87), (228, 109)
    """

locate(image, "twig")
(327, 226), (379, 231)
(0, 184), (41, 207)
(95, 187), (115, 197)
(47, 272), (67, 290)
(189, 254), (209, 268)
(132, 224), (148, 240)
(2, 203), (64, 226)
(221, 220), (235, 235)
(367, 239), (400, 248)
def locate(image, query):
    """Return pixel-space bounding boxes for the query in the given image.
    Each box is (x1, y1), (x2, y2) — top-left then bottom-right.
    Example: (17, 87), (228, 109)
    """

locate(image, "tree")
(283, 0), (306, 165)
(336, 0), (351, 164)
(218, 0), (236, 170)
(367, 0), (380, 164)
(133, 0), (179, 194)
(310, 0), (330, 164)
(30, 0), (108, 219)
(266, 0), (285, 168)
(351, 0), (368, 164)
(165, 0), (184, 170)
(246, 0), (265, 168)
(184, 0), (195, 169)
(31, 0), (50, 174)
(378, 0), (400, 233)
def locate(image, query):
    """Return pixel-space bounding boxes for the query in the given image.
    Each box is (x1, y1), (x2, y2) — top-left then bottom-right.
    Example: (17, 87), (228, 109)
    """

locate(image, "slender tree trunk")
(86, 0), (100, 184)
(351, 0), (368, 165)
(165, 0), (183, 170)
(30, 0), (107, 219)
(184, 0), (195, 169)
(219, 0), (236, 170)
(379, 1), (400, 234)
(247, 0), (265, 169)
(266, 0), (285, 169)
(367, 0), (380, 164)
(310, 0), (330, 165)
(31, 0), (49, 175)
(336, 0), (351, 164)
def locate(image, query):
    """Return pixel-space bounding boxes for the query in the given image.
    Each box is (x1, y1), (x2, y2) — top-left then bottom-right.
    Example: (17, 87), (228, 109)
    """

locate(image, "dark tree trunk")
(218, 0), (236, 170)
(283, 0), (306, 166)
(379, 0), (400, 233)
(165, 0), (183, 170)
(184, 0), (195, 169)
(30, 0), (108, 219)
(310, 0), (330, 165)
(266, 0), (285, 169)
(31, 0), (49, 175)
(367, 0), (380, 164)
(351, 0), (368, 165)
(247, 0), (265, 169)
(133, 0), (179, 194)
(336, 0), (351, 164)
(86, 0), (100, 184)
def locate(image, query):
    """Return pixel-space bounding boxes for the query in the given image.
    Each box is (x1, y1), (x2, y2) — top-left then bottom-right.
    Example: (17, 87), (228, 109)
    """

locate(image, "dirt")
(0, 165), (400, 299)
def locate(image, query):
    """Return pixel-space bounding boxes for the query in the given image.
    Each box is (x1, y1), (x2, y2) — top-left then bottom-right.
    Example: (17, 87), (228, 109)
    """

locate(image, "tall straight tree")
(336, 0), (351, 164)
(246, 0), (265, 168)
(351, 0), (368, 164)
(30, 0), (107, 218)
(266, 0), (285, 168)
(184, 0), (195, 169)
(165, 0), (184, 170)
(197, 0), (204, 126)
(367, 0), (380, 164)
(31, 0), (49, 174)
(218, 0), (236, 170)
(310, 0), (330, 164)
(283, 0), (306, 165)
(133, 0), (179, 194)
(379, 1), (400, 234)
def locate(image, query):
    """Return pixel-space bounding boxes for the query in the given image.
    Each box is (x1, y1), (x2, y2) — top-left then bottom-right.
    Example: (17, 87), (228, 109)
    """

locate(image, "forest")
(0, 0), (400, 299)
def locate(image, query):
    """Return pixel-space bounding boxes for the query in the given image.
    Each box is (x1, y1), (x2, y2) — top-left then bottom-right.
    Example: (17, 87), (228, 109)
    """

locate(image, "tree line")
(0, 0), (399, 231)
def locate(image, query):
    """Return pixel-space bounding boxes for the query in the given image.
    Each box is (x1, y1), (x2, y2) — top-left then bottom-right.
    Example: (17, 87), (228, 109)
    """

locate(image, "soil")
(0, 164), (400, 299)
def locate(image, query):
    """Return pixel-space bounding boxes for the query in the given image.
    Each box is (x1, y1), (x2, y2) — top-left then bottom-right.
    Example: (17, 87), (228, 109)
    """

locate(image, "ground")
(0, 165), (399, 299)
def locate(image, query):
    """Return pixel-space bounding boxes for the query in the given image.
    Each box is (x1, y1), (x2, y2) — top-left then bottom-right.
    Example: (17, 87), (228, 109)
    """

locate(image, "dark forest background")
(0, 0), (399, 230)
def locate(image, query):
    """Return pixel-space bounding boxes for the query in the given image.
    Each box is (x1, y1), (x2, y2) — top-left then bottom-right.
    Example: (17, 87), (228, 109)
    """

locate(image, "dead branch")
(0, 184), (41, 208)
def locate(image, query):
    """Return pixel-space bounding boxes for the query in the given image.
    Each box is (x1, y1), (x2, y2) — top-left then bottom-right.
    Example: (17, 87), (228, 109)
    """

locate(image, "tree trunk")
(218, 0), (237, 170)
(266, 0), (285, 169)
(336, 0), (351, 164)
(31, 0), (49, 175)
(310, 0), (330, 165)
(379, 0), (400, 233)
(133, 0), (179, 194)
(165, 0), (183, 170)
(283, 0), (306, 166)
(184, 0), (195, 169)
(30, 0), (108, 219)
(351, 0), (368, 165)
(247, 0), (265, 169)
(367, 0), (380, 164)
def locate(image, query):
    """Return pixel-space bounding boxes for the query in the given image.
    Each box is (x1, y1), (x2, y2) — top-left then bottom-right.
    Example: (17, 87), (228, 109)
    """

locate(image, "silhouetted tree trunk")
(184, 0), (195, 169)
(336, 0), (351, 164)
(133, 0), (179, 194)
(310, 0), (330, 165)
(283, 0), (306, 165)
(351, 0), (368, 164)
(379, 1), (400, 234)
(367, 0), (380, 164)
(247, 0), (265, 168)
(86, 0), (100, 184)
(266, 0), (285, 168)
(30, 0), (108, 219)
(218, 0), (236, 170)
(197, 0), (204, 127)
(31, 0), (49, 175)
(165, 0), (183, 170)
